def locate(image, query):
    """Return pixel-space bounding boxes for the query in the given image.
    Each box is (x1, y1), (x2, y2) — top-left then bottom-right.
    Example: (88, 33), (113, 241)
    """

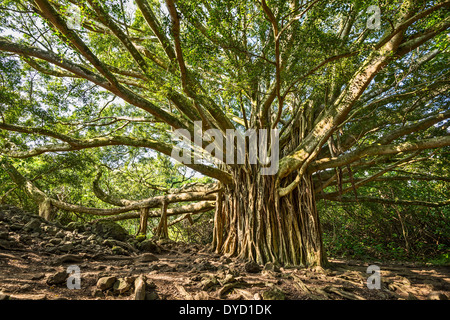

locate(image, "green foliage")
(319, 197), (450, 264)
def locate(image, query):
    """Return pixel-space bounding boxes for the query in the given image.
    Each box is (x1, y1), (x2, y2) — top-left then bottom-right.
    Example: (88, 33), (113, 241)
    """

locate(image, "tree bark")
(38, 198), (53, 221)
(137, 207), (149, 236)
(213, 167), (326, 267)
(156, 201), (169, 239)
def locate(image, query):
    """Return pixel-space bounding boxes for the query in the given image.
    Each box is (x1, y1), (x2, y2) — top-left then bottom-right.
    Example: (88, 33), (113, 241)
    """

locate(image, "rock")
(138, 239), (161, 253)
(220, 256), (232, 264)
(31, 273), (46, 281)
(220, 273), (236, 286)
(134, 275), (147, 300)
(147, 280), (157, 289)
(97, 276), (117, 291)
(427, 292), (448, 300)
(146, 291), (159, 300)
(55, 230), (65, 238)
(0, 293), (10, 300)
(262, 287), (285, 300)
(111, 246), (127, 255)
(201, 278), (218, 291)
(136, 253), (159, 263)
(93, 220), (129, 241)
(0, 231), (9, 240)
(66, 222), (86, 232)
(244, 261), (261, 273)
(42, 225), (58, 236)
(263, 262), (280, 273)
(407, 293), (418, 300)
(49, 238), (62, 245)
(54, 254), (84, 264)
(0, 239), (12, 249)
(193, 260), (216, 272)
(103, 238), (137, 253)
(24, 219), (42, 233)
(91, 288), (104, 298)
(46, 270), (68, 286)
(113, 278), (133, 294)
(59, 242), (74, 252)
(135, 234), (146, 242)
(9, 223), (22, 231)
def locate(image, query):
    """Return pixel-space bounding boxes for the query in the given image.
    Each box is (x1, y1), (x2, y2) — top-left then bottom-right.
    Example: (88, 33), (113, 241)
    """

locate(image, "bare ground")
(0, 205), (448, 301)
(1, 244), (449, 301)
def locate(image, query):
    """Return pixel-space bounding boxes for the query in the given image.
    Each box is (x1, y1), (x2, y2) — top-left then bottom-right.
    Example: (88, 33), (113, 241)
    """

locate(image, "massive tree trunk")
(213, 167), (326, 267)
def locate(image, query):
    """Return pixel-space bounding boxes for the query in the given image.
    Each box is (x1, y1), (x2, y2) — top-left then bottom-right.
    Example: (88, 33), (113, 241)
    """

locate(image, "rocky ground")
(0, 204), (448, 301)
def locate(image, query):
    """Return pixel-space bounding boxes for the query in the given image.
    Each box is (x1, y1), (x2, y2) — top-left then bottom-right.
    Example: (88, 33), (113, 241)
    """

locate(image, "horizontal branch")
(93, 171), (217, 208)
(320, 196), (450, 208)
(2, 161), (218, 217)
(311, 135), (450, 171)
(93, 200), (215, 223)
(0, 122), (232, 184)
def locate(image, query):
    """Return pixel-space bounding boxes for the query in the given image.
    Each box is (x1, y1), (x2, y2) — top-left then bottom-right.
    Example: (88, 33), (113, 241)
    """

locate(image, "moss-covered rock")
(137, 239), (161, 253)
(92, 220), (129, 241)
(135, 234), (146, 242)
(111, 245), (126, 255)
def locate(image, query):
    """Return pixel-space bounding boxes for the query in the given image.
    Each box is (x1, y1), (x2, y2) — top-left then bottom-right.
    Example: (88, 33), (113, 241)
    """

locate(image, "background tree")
(0, 0), (449, 266)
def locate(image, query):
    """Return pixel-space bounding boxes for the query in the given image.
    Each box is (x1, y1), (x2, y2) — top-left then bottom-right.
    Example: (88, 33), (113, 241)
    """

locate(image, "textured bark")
(38, 198), (53, 221)
(156, 201), (169, 239)
(137, 207), (149, 235)
(213, 167), (326, 267)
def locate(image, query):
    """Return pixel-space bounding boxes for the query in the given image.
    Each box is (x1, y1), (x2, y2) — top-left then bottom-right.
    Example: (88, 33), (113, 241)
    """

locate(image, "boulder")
(113, 278), (133, 294)
(244, 261), (261, 273)
(136, 253), (159, 263)
(97, 276), (117, 291)
(134, 275), (147, 300)
(91, 288), (104, 298)
(24, 219), (42, 233)
(146, 291), (159, 300)
(46, 270), (68, 286)
(111, 246), (126, 255)
(93, 221), (129, 241)
(137, 239), (161, 253)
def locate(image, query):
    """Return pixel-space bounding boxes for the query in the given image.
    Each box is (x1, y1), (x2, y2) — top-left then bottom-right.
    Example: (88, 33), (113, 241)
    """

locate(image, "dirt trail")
(0, 205), (448, 300)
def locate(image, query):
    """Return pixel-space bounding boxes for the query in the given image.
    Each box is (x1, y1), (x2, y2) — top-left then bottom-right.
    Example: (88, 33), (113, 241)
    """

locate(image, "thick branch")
(0, 38), (189, 130)
(93, 200), (215, 223)
(321, 196), (450, 208)
(0, 122), (232, 184)
(312, 135), (450, 171)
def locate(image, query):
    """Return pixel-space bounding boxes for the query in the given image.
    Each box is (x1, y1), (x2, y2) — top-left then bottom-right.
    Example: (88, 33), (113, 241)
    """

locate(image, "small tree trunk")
(156, 201), (169, 239)
(213, 167), (326, 267)
(212, 190), (224, 253)
(137, 207), (149, 236)
(39, 198), (53, 221)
